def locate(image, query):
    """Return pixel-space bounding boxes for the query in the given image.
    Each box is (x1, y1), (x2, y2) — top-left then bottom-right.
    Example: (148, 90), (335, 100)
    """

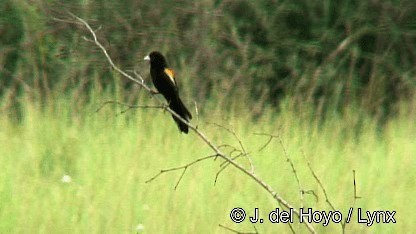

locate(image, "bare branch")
(218, 144), (240, 151)
(66, 12), (148, 89)
(66, 13), (316, 233)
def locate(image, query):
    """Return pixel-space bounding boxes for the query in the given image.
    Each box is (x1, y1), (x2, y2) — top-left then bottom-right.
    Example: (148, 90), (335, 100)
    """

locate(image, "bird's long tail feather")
(170, 97), (192, 134)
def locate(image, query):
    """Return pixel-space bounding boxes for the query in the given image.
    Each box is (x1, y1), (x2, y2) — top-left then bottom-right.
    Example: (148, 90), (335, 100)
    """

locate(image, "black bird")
(144, 51), (192, 134)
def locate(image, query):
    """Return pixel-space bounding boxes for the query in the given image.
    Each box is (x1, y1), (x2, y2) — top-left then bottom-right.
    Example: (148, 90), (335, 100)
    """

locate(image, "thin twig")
(218, 224), (258, 234)
(193, 100), (199, 129)
(255, 133), (304, 208)
(257, 134), (273, 152)
(253, 131), (281, 152)
(145, 154), (218, 190)
(209, 122), (254, 173)
(52, 17), (83, 25)
(353, 170), (362, 204)
(214, 152), (243, 185)
(277, 203), (296, 234)
(216, 151), (252, 184)
(340, 170), (361, 234)
(304, 190), (318, 202)
(210, 122), (247, 154)
(276, 134), (304, 209)
(301, 151), (336, 211)
(132, 69), (144, 83)
(95, 100), (163, 113)
(67, 12), (147, 89)
(302, 150), (341, 232)
(220, 151), (243, 167)
(214, 164), (228, 185)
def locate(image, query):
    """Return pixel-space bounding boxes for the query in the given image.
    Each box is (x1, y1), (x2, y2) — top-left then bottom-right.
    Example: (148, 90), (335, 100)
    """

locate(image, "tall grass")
(1, 0), (415, 233)
(1, 0), (415, 119)
(0, 92), (414, 233)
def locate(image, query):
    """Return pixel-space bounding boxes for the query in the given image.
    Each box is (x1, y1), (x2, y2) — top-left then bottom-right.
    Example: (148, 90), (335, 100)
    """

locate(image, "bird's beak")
(144, 55), (150, 61)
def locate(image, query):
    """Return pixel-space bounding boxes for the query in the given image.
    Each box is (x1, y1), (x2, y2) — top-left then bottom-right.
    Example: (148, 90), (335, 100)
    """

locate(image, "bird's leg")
(162, 102), (170, 113)
(150, 89), (159, 95)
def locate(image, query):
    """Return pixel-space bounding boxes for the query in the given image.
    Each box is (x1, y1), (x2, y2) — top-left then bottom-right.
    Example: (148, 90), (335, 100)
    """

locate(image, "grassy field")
(0, 94), (414, 233)
(1, 1), (415, 233)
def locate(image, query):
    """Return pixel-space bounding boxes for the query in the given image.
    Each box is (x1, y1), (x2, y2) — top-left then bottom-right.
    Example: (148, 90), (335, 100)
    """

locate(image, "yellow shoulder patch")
(165, 68), (175, 78)
(164, 68), (176, 85)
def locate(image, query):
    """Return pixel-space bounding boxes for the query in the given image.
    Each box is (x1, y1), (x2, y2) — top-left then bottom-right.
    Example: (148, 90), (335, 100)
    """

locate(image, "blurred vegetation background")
(1, 0), (415, 121)
(1, 1), (416, 233)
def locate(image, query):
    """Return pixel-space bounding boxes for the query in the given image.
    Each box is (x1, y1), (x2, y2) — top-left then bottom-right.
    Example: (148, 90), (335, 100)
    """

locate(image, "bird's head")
(144, 51), (168, 69)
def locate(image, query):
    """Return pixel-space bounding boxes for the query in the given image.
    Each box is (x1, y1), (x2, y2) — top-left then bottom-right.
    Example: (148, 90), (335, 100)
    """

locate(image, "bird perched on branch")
(144, 51), (192, 134)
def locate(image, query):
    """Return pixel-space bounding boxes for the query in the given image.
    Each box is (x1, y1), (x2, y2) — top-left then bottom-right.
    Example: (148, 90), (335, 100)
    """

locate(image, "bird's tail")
(170, 97), (192, 134)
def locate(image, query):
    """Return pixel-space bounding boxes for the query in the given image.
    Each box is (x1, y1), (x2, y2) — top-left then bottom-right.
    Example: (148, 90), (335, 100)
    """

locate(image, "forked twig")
(145, 154), (218, 190)
(209, 122), (254, 173)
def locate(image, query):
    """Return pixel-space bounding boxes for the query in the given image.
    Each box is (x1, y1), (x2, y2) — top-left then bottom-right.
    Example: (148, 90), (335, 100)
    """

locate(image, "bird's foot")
(162, 103), (169, 113)
(150, 89), (159, 95)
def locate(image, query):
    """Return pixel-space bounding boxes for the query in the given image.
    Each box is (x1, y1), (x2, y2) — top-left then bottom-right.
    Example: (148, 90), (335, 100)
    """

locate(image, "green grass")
(1, 1), (414, 233)
(0, 96), (415, 233)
